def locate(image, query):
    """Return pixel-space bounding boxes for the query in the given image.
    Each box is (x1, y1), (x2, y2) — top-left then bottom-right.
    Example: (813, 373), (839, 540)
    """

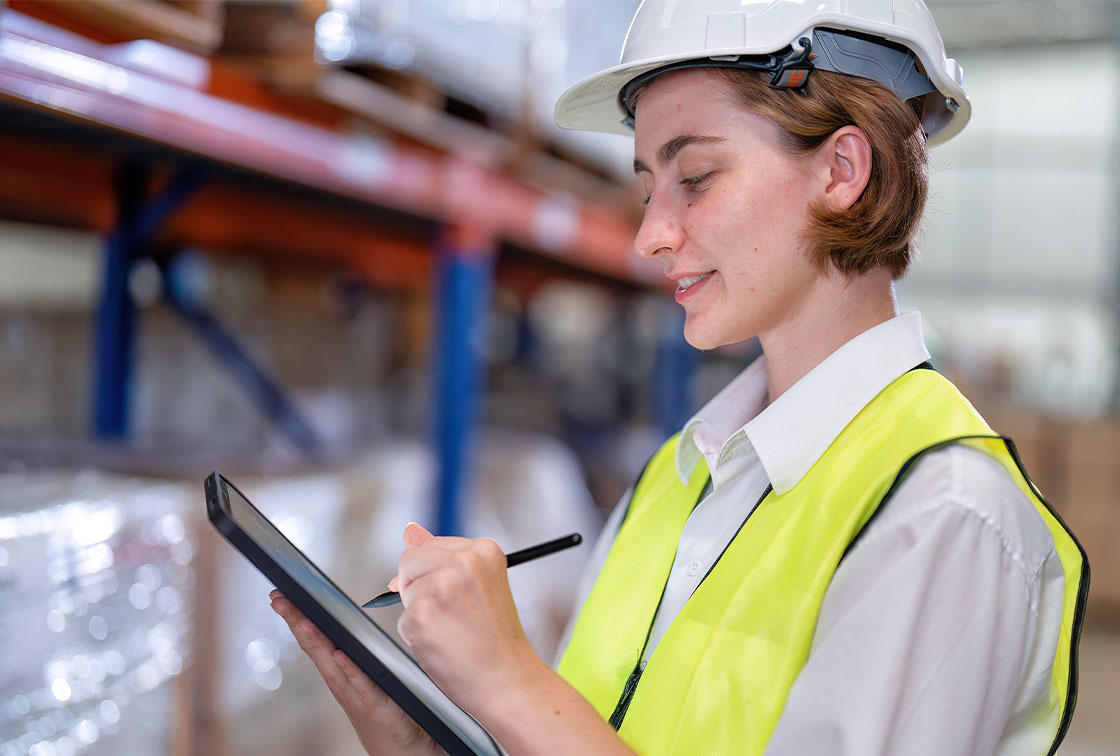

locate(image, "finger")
(270, 594), (298, 620)
(403, 521), (435, 548)
(270, 600), (357, 699)
(332, 649), (388, 708)
(396, 541), (469, 593)
(288, 614), (335, 664)
(395, 532), (491, 600)
(267, 598), (393, 724)
(397, 536), (502, 592)
(290, 618), (364, 701)
(391, 524), (439, 593)
(396, 568), (441, 620)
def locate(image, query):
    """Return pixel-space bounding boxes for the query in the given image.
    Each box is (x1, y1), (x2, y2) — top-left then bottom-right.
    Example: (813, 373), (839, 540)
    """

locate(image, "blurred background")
(0, 1), (1116, 755)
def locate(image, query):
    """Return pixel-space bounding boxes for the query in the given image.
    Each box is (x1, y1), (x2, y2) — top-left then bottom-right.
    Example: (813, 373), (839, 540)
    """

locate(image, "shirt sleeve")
(764, 445), (1063, 756)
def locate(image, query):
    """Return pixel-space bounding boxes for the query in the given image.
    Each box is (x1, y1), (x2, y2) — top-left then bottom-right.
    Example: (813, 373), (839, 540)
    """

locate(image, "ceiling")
(929, 0), (1120, 48)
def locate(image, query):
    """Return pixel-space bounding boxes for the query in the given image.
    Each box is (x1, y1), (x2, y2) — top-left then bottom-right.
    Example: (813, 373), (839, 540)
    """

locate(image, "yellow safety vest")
(558, 368), (1087, 756)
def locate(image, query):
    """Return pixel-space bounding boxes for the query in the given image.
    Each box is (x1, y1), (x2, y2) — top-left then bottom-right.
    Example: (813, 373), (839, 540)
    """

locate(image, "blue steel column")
(655, 305), (698, 438)
(430, 226), (495, 536)
(93, 165), (206, 438)
(93, 162), (148, 438)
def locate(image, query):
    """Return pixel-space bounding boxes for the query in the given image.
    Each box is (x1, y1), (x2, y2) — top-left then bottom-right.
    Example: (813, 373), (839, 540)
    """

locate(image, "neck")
(760, 267), (899, 405)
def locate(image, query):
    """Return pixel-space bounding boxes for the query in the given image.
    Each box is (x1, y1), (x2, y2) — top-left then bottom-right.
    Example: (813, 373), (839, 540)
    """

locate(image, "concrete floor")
(1061, 628), (1120, 755)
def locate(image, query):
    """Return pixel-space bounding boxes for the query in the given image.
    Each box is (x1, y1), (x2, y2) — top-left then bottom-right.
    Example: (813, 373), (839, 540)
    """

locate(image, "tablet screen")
(213, 474), (503, 756)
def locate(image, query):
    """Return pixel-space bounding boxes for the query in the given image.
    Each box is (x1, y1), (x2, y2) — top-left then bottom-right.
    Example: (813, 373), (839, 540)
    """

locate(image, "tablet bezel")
(204, 471), (498, 756)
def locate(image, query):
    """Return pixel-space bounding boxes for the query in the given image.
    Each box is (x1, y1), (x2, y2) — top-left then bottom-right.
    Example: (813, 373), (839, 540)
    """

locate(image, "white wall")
(900, 41), (1120, 416)
(0, 221), (100, 309)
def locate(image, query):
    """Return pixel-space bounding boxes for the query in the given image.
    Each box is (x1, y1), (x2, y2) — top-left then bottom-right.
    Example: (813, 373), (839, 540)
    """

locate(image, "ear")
(818, 126), (872, 211)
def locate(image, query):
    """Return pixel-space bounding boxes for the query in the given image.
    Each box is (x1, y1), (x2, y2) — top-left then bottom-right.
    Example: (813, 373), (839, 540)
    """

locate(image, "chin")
(682, 314), (757, 352)
(682, 323), (728, 351)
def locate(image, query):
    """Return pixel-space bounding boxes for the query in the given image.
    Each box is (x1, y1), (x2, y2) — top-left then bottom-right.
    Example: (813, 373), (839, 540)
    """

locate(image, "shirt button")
(687, 559), (703, 576)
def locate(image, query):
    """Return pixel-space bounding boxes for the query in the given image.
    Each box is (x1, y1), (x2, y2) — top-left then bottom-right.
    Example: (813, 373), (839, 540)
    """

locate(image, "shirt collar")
(675, 311), (931, 494)
(676, 355), (767, 485)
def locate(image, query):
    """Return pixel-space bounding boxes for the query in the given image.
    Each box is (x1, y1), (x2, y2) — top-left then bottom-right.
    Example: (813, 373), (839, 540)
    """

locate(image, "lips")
(674, 271), (714, 291)
(673, 271), (715, 304)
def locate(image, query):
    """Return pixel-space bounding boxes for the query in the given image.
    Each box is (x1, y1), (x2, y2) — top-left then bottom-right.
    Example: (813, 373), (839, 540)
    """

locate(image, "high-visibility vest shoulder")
(558, 368), (1088, 756)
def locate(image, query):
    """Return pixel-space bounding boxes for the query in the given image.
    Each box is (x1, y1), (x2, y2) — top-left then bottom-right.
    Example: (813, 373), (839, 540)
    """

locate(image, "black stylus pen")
(362, 532), (583, 609)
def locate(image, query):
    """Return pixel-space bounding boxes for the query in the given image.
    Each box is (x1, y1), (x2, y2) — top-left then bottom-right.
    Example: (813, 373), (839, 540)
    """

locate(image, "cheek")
(685, 187), (741, 241)
(684, 179), (806, 285)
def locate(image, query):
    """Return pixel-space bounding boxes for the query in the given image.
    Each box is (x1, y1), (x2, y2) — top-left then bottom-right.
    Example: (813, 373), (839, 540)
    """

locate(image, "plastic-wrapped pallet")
(0, 468), (195, 756)
(0, 433), (602, 756)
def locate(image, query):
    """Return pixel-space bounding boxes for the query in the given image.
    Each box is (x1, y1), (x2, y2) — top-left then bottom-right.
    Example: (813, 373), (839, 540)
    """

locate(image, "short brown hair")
(641, 68), (928, 279)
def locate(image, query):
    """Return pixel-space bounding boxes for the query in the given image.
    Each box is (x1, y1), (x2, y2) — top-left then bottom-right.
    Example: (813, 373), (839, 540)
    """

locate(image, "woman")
(271, 1), (1087, 754)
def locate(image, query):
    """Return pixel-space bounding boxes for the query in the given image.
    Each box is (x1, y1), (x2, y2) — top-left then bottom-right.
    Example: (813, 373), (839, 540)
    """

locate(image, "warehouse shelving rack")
(0, 5), (691, 537)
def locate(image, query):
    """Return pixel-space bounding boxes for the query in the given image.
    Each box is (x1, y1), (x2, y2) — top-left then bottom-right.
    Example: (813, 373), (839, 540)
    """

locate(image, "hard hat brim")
(554, 43), (970, 147)
(555, 54), (696, 136)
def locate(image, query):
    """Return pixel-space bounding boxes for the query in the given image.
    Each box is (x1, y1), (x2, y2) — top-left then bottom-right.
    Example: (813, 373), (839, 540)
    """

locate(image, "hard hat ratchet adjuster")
(769, 37), (816, 89)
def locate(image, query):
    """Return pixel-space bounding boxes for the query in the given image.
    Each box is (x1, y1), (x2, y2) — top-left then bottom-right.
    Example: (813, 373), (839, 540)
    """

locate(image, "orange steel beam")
(0, 10), (658, 286)
(11, 0), (224, 51)
(0, 133), (434, 291)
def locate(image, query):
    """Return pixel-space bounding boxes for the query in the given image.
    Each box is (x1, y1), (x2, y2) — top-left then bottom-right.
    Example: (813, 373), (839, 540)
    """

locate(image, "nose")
(634, 190), (683, 260)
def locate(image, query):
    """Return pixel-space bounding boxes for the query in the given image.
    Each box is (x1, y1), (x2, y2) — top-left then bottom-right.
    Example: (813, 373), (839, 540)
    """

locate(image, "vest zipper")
(608, 659), (646, 729)
(607, 481), (774, 731)
(606, 478), (711, 732)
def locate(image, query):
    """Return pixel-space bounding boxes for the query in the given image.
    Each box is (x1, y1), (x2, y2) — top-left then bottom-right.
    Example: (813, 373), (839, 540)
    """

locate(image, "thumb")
(403, 521), (434, 548)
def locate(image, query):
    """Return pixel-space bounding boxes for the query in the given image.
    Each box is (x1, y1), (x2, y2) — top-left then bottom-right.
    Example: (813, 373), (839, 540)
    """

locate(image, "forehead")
(632, 70), (741, 142)
(636, 67), (728, 97)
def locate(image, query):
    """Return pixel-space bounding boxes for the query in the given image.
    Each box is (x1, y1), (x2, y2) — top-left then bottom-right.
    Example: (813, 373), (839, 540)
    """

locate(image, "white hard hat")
(556, 0), (970, 146)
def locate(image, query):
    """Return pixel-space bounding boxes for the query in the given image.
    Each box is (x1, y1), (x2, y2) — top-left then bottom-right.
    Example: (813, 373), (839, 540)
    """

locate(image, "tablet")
(204, 471), (504, 756)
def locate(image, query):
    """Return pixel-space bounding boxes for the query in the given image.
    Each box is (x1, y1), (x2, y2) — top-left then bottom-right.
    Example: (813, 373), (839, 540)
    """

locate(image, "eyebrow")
(633, 134), (727, 175)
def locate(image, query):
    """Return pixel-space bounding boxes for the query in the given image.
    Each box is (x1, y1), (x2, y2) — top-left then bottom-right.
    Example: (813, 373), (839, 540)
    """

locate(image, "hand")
(270, 590), (445, 756)
(378, 525), (637, 756)
(389, 523), (548, 713)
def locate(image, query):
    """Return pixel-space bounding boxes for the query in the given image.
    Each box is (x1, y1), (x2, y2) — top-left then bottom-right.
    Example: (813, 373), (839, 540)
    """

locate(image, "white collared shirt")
(562, 311), (1066, 756)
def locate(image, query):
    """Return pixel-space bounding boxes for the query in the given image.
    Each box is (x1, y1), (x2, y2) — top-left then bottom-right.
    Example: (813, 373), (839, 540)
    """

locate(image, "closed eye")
(641, 172), (715, 209)
(681, 172), (714, 190)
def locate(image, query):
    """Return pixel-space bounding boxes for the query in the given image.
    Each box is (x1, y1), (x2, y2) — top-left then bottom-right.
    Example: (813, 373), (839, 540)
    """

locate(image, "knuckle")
(449, 549), (474, 570)
(410, 594), (436, 624)
(428, 568), (457, 600)
(477, 537), (502, 559)
(452, 548), (486, 579)
(290, 627), (312, 648)
(351, 684), (372, 708)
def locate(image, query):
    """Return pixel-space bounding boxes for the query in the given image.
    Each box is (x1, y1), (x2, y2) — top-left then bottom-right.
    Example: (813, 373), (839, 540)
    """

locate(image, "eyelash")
(641, 172), (715, 207)
(684, 172), (714, 189)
